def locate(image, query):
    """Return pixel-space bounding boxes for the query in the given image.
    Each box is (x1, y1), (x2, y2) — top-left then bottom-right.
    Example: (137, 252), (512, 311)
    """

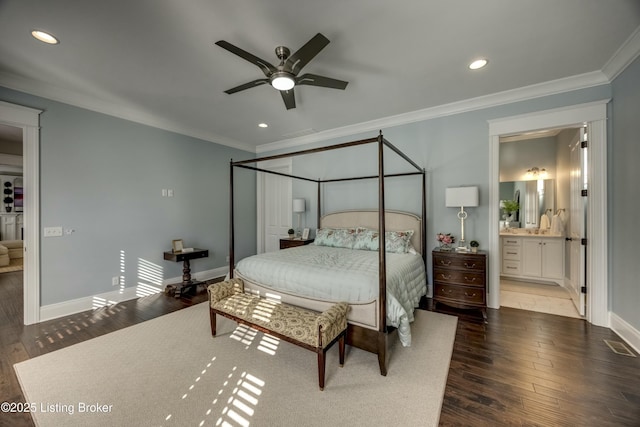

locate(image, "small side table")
(280, 238), (314, 250)
(163, 248), (208, 297)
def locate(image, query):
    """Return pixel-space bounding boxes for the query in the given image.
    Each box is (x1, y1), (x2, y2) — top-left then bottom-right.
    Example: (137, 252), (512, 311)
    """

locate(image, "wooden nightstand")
(280, 238), (314, 250)
(432, 248), (487, 322)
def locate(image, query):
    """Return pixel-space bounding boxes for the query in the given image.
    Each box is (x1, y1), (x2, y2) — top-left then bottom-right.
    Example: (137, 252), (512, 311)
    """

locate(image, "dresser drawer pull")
(440, 288), (453, 294)
(506, 251), (518, 255)
(506, 266), (518, 270)
(439, 274), (452, 280)
(464, 292), (477, 297)
(464, 263), (476, 269)
(439, 260), (452, 266)
(464, 276), (477, 282)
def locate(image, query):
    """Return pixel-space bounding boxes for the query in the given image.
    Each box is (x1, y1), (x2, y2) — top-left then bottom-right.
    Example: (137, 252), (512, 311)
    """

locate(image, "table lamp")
(293, 198), (306, 237)
(445, 186), (479, 252)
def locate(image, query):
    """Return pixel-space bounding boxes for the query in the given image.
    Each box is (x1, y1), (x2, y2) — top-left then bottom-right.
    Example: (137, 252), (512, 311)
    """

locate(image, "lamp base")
(455, 246), (469, 253)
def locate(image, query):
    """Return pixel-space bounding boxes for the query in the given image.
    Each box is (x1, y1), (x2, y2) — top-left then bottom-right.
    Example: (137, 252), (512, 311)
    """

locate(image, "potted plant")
(3, 182), (13, 212)
(501, 199), (519, 228)
(287, 228), (295, 239)
(470, 240), (480, 253)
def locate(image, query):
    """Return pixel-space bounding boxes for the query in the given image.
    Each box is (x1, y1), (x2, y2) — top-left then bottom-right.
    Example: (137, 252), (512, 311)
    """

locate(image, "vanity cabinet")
(501, 235), (564, 285)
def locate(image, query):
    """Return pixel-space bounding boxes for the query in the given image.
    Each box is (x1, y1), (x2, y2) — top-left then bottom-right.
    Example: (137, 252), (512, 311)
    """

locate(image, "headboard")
(320, 210), (423, 254)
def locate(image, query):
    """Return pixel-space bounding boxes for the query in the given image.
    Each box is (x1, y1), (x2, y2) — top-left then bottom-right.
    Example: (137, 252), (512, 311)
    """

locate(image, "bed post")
(377, 131), (388, 376)
(229, 160), (235, 279)
(317, 180), (321, 230)
(421, 169), (427, 264)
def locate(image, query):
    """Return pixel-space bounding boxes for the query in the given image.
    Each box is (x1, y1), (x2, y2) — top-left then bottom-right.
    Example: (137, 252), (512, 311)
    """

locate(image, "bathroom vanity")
(500, 231), (564, 285)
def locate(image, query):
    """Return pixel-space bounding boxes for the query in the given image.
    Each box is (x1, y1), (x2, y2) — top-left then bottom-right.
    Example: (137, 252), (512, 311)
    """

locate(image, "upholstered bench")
(208, 278), (349, 390)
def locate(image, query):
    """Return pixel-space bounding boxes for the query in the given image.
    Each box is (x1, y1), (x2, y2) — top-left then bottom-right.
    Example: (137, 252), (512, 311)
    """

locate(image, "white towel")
(550, 214), (564, 235)
(539, 214), (550, 230)
(558, 210), (567, 225)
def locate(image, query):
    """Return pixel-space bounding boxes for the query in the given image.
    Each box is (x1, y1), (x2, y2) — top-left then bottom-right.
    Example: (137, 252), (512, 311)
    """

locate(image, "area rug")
(0, 257), (23, 273)
(14, 303), (457, 427)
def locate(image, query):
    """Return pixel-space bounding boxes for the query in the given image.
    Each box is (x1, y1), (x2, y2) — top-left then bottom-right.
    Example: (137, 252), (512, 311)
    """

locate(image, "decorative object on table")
(3, 181), (13, 212)
(436, 233), (455, 250)
(302, 227), (310, 240)
(172, 239), (184, 253)
(445, 186), (479, 252)
(293, 198), (306, 236)
(470, 240), (480, 253)
(287, 228), (295, 239)
(500, 199), (520, 229)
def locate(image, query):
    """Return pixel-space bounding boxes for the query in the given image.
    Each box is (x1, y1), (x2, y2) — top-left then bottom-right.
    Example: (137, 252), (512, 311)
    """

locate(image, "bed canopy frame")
(229, 131), (426, 375)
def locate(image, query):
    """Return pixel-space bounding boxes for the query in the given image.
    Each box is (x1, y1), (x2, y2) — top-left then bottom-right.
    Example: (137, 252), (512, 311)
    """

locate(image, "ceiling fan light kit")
(216, 33), (348, 109)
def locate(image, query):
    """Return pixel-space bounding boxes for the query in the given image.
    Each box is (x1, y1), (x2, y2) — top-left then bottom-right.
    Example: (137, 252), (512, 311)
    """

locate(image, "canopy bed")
(228, 132), (426, 375)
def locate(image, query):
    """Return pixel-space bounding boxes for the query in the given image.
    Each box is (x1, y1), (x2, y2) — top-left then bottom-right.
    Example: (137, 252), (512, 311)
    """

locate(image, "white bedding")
(234, 245), (427, 346)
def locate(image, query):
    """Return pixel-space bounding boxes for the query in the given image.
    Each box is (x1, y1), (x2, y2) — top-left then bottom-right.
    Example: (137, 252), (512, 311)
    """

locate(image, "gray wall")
(610, 55), (640, 330)
(265, 85), (612, 299)
(0, 86), (256, 306)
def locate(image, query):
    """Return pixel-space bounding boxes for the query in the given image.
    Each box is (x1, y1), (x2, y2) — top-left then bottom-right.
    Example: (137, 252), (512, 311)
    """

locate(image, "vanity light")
(526, 167), (547, 179)
(469, 59), (488, 70)
(31, 30), (59, 45)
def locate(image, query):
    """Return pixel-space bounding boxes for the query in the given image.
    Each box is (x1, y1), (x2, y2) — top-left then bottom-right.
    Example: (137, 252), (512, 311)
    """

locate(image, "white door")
(567, 128), (587, 316)
(257, 158), (292, 253)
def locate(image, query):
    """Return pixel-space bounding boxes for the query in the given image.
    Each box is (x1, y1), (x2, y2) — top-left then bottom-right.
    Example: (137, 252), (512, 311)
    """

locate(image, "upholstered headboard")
(320, 210), (423, 254)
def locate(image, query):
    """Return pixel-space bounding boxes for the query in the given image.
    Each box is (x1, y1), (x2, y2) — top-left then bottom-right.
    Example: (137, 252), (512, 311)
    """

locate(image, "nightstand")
(432, 248), (487, 322)
(280, 238), (314, 250)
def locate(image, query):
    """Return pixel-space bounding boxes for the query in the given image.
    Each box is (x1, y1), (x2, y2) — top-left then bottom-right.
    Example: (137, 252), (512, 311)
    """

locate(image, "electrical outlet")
(112, 276), (119, 286)
(44, 226), (63, 237)
(226, 256), (230, 263)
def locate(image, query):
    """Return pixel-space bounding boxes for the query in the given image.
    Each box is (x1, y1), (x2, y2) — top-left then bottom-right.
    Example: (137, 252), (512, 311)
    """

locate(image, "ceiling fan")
(215, 33), (348, 110)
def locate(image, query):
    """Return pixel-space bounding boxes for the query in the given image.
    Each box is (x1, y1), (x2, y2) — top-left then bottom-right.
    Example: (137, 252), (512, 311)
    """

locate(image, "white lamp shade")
(446, 186), (479, 207)
(293, 198), (306, 213)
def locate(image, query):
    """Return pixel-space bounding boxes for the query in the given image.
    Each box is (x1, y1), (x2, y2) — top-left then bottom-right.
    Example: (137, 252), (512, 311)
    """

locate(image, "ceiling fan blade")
(215, 40), (277, 77)
(296, 73), (348, 90)
(280, 89), (296, 110)
(283, 33), (330, 74)
(224, 79), (270, 94)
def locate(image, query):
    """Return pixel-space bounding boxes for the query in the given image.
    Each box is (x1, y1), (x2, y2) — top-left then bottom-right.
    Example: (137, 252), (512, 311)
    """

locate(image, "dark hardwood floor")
(1, 272), (639, 426)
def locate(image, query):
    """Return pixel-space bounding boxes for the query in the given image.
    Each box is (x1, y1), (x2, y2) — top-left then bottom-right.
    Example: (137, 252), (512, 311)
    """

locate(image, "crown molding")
(257, 70), (609, 153)
(602, 25), (640, 81)
(0, 72), (255, 153)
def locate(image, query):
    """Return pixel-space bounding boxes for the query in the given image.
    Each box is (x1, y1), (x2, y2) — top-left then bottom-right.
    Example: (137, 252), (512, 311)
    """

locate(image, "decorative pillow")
(313, 227), (357, 249)
(352, 229), (415, 254)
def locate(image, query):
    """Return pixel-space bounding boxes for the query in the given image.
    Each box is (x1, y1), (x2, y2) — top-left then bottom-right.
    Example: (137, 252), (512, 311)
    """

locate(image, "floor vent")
(604, 340), (637, 357)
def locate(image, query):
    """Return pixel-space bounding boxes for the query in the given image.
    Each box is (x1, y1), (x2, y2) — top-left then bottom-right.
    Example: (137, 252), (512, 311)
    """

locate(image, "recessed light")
(258, 123), (268, 128)
(469, 58), (488, 70)
(31, 30), (59, 45)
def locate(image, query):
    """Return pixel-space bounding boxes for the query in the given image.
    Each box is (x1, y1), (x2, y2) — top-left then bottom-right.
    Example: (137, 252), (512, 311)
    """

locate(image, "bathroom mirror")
(499, 179), (555, 228)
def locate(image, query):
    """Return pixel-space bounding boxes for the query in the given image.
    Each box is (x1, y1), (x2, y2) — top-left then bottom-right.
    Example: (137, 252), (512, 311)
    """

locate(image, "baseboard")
(609, 312), (640, 355)
(39, 266), (228, 322)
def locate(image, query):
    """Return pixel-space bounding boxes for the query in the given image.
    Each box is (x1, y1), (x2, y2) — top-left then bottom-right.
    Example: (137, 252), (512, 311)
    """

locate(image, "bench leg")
(317, 350), (326, 391)
(210, 308), (217, 336)
(339, 333), (345, 367)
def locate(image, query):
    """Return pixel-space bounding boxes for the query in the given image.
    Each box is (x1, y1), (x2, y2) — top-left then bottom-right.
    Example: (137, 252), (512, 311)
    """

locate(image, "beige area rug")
(0, 257), (23, 273)
(15, 303), (457, 427)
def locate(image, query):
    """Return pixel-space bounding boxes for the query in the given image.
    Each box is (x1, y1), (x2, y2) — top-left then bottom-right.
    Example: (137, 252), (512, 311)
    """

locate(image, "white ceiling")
(0, 0), (639, 152)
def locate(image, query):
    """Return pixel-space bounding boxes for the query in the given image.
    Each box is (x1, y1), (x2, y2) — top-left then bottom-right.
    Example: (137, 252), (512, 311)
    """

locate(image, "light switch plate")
(44, 226), (63, 237)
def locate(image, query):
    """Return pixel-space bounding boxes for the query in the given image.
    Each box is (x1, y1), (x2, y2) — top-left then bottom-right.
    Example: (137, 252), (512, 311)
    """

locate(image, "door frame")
(256, 158), (292, 254)
(488, 99), (609, 327)
(0, 100), (41, 325)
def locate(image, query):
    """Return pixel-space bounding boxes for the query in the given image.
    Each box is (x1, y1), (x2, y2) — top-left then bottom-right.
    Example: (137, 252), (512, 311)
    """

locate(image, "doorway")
(488, 100), (609, 327)
(497, 126), (584, 318)
(0, 100), (41, 325)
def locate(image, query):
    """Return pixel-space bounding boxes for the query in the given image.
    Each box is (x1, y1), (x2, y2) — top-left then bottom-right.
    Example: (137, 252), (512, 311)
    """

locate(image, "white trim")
(610, 312), (640, 355)
(488, 100), (609, 327)
(602, 26), (640, 81)
(0, 153), (23, 167)
(0, 100), (41, 325)
(40, 266), (228, 322)
(257, 71), (608, 153)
